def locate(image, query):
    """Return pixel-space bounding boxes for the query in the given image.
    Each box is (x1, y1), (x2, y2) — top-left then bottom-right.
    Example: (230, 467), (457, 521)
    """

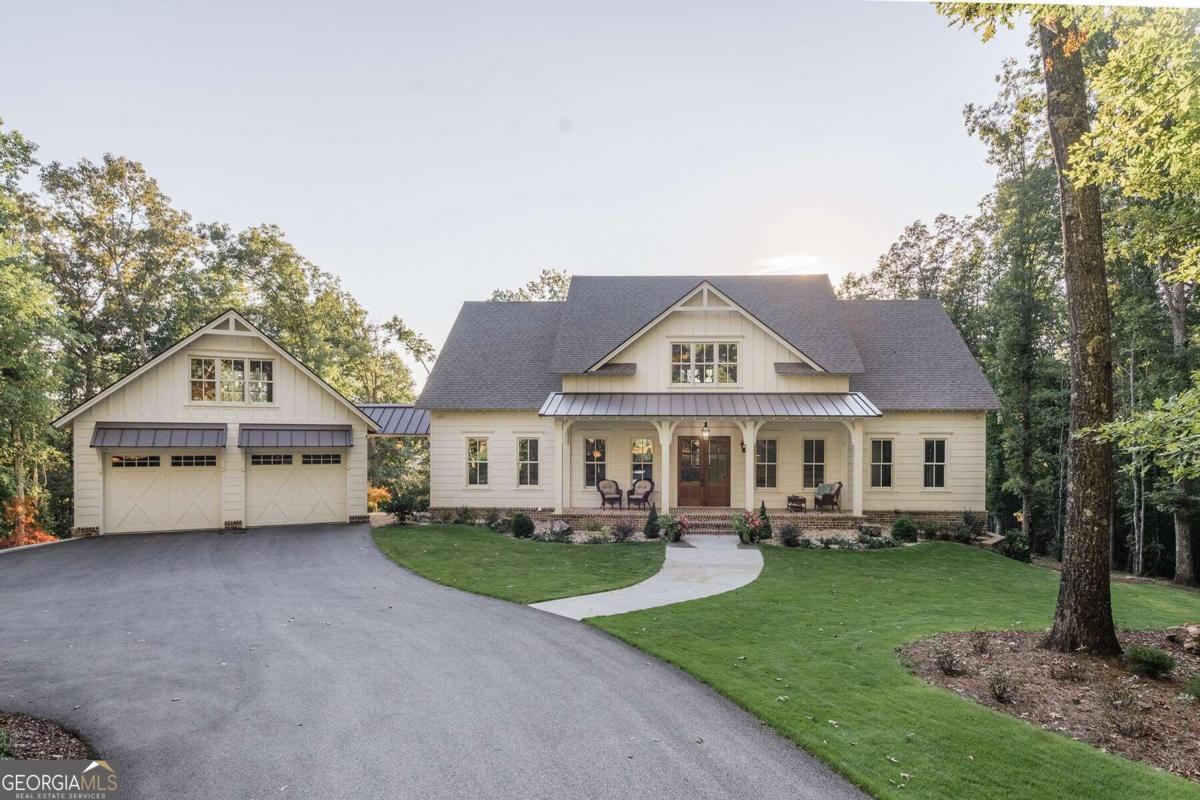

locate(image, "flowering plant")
(659, 514), (689, 542)
(731, 510), (765, 544)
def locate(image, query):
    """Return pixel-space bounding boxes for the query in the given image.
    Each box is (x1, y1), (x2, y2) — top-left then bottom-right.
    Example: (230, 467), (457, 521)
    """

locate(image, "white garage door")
(245, 451), (347, 527)
(104, 453), (222, 534)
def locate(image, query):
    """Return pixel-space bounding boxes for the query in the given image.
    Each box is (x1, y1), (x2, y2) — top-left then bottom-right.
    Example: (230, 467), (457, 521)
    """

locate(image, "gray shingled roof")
(843, 300), (1000, 411)
(418, 301), (565, 409)
(358, 405), (431, 436)
(548, 275), (864, 374)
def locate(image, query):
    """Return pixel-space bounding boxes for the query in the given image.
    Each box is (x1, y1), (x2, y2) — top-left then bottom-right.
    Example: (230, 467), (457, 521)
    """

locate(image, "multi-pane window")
(631, 438), (654, 482)
(190, 356), (274, 404)
(803, 439), (825, 488)
(171, 455), (216, 467)
(584, 438), (606, 487)
(221, 359), (246, 402)
(755, 439), (778, 488)
(871, 439), (893, 488)
(251, 454), (292, 466)
(518, 438), (539, 486)
(670, 342), (738, 384)
(111, 455), (160, 468)
(924, 439), (946, 488)
(190, 357), (216, 401)
(302, 453), (342, 465)
(249, 360), (274, 403)
(466, 438), (488, 485)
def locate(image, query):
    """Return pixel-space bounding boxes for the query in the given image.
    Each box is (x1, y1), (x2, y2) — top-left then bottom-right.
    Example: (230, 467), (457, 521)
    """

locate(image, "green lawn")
(590, 543), (1200, 800)
(371, 525), (665, 604)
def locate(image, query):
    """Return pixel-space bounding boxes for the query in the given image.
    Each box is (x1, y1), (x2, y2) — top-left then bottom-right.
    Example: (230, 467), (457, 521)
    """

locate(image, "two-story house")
(419, 275), (998, 526)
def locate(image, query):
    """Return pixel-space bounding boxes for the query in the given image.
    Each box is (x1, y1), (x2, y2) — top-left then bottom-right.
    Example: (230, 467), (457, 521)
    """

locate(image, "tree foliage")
(491, 268), (570, 301)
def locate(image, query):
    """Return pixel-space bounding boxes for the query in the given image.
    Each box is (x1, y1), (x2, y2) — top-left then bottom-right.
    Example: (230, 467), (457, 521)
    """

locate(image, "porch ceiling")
(538, 392), (881, 418)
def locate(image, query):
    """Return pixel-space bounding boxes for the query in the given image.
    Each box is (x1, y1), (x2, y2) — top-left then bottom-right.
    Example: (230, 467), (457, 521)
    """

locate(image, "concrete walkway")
(531, 535), (763, 620)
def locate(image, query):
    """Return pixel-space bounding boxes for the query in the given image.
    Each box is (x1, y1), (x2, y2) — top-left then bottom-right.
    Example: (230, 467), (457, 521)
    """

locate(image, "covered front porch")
(539, 391), (881, 516)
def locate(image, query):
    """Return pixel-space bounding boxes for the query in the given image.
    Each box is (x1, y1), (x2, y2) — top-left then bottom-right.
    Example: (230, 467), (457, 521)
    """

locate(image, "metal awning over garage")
(238, 425), (353, 448)
(538, 392), (881, 418)
(357, 404), (430, 436)
(91, 423), (227, 448)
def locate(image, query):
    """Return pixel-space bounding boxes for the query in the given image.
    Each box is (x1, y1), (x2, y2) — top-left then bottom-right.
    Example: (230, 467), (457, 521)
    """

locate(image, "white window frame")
(584, 438), (606, 487)
(755, 439), (777, 489)
(517, 438), (539, 487)
(924, 438), (947, 489)
(631, 438), (654, 483)
(803, 439), (825, 488)
(302, 453), (342, 465)
(467, 438), (489, 486)
(251, 454), (292, 466)
(171, 455), (217, 468)
(871, 439), (893, 489)
(189, 354), (276, 405)
(670, 341), (739, 385)
(111, 455), (160, 468)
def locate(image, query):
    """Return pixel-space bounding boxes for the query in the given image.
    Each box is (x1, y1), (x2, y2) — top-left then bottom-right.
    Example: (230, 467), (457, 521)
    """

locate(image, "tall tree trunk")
(1038, 18), (1121, 656)
(1158, 258), (1197, 586)
(12, 423), (26, 499)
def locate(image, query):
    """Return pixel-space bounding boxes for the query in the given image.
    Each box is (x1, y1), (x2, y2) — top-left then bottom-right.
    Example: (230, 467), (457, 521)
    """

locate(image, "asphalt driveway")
(0, 526), (862, 800)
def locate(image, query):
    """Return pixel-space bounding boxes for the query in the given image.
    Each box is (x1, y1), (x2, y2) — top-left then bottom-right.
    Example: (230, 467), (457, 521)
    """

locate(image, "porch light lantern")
(701, 421), (710, 440)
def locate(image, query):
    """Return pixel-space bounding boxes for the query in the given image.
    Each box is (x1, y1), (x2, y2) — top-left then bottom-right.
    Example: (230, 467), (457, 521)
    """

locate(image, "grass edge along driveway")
(371, 524), (665, 604)
(590, 543), (1200, 800)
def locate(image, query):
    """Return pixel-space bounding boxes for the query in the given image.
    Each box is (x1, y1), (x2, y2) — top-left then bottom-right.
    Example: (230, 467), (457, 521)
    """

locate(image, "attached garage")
(241, 426), (351, 527)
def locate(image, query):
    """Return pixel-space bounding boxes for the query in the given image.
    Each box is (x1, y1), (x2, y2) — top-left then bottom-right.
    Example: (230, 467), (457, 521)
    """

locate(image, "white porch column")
(653, 419), (677, 512)
(850, 420), (864, 516)
(556, 420), (573, 513)
(736, 419), (764, 511)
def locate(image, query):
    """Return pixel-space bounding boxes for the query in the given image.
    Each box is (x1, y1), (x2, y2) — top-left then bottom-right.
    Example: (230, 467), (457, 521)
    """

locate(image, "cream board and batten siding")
(560, 309), (851, 394)
(71, 331), (368, 532)
(428, 411), (558, 509)
(860, 411), (986, 511)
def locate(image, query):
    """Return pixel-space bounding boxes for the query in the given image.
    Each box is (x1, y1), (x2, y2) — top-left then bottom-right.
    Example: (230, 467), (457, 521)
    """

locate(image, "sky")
(3, 0), (1028, 384)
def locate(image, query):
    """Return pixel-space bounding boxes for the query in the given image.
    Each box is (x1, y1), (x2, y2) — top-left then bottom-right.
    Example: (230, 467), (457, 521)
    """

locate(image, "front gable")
(53, 310), (378, 430)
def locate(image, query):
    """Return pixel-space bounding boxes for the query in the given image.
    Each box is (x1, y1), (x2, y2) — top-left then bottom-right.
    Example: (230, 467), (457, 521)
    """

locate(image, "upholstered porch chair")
(627, 479), (655, 509)
(813, 481), (843, 512)
(597, 479), (623, 509)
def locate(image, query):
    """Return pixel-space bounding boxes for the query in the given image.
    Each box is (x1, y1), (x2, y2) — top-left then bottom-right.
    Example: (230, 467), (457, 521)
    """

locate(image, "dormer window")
(191, 356), (274, 403)
(671, 342), (738, 384)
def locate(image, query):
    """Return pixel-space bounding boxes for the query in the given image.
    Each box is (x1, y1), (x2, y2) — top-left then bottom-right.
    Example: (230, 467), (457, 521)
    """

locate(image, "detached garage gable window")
(302, 453), (341, 465)
(111, 455), (160, 468)
(190, 356), (275, 404)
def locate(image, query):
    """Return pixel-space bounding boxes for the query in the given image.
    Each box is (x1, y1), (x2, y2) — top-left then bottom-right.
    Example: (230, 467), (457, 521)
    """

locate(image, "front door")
(677, 436), (732, 506)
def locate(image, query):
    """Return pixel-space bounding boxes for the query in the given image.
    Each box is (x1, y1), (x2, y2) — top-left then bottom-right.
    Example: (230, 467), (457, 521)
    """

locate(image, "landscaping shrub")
(986, 669), (1015, 703)
(485, 509), (501, 529)
(611, 521), (636, 543)
(367, 484), (391, 512)
(858, 523), (883, 538)
(432, 508), (456, 524)
(1106, 687), (1147, 738)
(934, 648), (964, 676)
(999, 529), (1031, 562)
(1184, 672), (1200, 700)
(890, 516), (918, 543)
(0, 499), (56, 549)
(968, 630), (990, 655)
(511, 513), (535, 539)
(817, 535), (853, 548)
(0, 729), (11, 759)
(453, 507), (475, 525)
(960, 511), (986, 539)
(643, 505), (661, 539)
(732, 511), (764, 545)
(861, 535), (899, 549)
(380, 485), (423, 522)
(659, 514), (688, 543)
(758, 501), (772, 541)
(779, 523), (802, 548)
(584, 530), (611, 544)
(548, 521), (573, 542)
(1124, 645), (1176, 678)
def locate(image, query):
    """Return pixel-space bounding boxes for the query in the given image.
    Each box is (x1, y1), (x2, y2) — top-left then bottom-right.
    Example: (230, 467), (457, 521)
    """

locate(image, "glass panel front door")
(677, 436), (731, 506)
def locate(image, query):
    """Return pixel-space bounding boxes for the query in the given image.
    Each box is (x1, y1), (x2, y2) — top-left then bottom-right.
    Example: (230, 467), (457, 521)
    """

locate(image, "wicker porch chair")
(597, 479), (623, 509)
(626, 479), (655, 509)
(813, 481), (843, 512)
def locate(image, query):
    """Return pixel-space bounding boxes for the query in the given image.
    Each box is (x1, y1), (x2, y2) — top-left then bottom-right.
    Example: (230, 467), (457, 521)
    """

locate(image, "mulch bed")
(0, 711), (91, 760)
(900, 630), (1200, 783)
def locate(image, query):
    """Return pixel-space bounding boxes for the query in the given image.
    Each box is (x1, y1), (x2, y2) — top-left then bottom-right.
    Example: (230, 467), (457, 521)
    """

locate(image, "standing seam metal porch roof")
(538, 392), (881, 418)
(238, 425), (353, 448)
(357, 405), (431, 436)
(90, 423), (228, 448)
